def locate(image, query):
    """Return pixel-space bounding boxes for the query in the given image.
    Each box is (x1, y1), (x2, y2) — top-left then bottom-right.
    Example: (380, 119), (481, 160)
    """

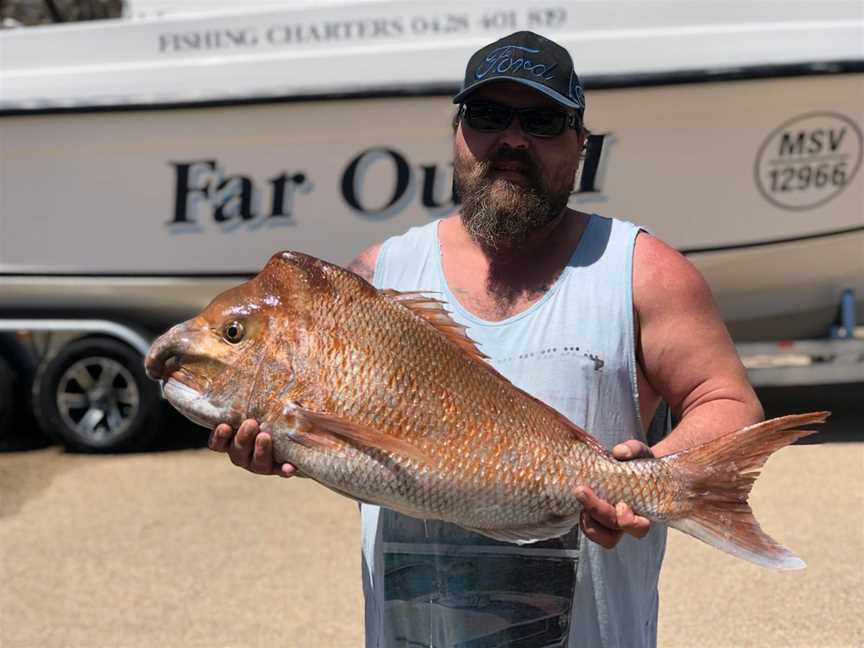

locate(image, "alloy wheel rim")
(56, 357), (140, 443)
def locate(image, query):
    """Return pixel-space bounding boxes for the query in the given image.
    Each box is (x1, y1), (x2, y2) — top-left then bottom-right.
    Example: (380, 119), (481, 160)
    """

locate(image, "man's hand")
(575, 440), (653, 549)
(209, 419), (298, 478)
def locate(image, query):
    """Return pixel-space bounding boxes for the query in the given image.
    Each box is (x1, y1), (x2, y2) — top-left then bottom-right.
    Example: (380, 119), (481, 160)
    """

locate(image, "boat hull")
(1, 75), (862, 339)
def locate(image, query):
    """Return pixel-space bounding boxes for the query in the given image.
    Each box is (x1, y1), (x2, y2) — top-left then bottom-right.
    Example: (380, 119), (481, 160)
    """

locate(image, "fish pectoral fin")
(465, 515), (580, 545)
(282, 402), (429, 465)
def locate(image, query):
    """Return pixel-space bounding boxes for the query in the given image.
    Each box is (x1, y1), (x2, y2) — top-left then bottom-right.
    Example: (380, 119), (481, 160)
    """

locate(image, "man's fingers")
(575, 486), (619, 529)
(211, 419), (290, 478)
(235, 419), (259, 447)
(209, 423), (234, 452)
(249, 432), (276, 475)
(576, 436), (654, 542)
(579, 510), (622, 549)
(277, 463), (299, 478)
(615, 502), (651, 540)
(575, 487), (651, 547)
(575, 487), (622, 549)
(612, 440), (653, 461)
(228, 419), (259, 468)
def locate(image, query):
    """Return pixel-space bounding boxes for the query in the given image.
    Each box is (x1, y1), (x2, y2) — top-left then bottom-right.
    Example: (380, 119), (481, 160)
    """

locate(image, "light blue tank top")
(362, 214), (668, 648)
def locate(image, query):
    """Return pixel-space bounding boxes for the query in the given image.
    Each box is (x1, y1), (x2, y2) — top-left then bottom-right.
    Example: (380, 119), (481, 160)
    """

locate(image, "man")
(210, 31), (762, 647)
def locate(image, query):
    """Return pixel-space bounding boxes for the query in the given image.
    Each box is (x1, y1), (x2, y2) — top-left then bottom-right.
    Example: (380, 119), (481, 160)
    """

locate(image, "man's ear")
(577, 129), (590, 163)
(451, 107), (462, 134)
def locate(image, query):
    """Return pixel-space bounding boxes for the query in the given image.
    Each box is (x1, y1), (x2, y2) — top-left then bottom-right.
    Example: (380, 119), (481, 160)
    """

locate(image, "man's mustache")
(478, 148), (540, 184)
(489, 148), (534, 168)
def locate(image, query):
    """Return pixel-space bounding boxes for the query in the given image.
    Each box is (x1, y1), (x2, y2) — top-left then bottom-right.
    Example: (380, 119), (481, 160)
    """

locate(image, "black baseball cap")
(453, 31), (585, 115)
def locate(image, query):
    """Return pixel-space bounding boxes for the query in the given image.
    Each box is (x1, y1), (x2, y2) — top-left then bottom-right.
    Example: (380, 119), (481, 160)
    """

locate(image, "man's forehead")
(465, 81), (562, 108)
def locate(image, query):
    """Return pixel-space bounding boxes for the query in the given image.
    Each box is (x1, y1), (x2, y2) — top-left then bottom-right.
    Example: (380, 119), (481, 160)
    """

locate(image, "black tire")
(32, 337), (161, 452)
(0, 354), (16, 436)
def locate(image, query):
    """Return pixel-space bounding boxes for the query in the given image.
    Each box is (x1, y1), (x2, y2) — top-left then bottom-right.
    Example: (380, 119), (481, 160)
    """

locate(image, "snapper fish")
(145, 251), (828, 569)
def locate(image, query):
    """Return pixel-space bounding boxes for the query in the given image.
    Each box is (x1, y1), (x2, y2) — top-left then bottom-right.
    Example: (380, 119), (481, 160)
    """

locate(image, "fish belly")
(270, 431), (581, 540)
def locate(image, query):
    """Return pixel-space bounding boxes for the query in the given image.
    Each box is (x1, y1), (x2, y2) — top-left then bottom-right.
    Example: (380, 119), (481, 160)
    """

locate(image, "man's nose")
(497, 116), (530, 149)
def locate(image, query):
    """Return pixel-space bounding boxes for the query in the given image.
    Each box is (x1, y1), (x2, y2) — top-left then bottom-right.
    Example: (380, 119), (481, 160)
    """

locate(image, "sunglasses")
(461, 101), (580, 138)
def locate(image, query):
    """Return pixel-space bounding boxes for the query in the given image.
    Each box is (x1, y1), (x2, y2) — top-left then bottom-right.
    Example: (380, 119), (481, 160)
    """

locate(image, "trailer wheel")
(32, 337), (160, 452)
(0, 355), (16, 435)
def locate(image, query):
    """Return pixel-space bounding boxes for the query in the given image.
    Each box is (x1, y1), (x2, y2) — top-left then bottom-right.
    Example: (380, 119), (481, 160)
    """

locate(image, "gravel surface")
(1, 387), (861, 647)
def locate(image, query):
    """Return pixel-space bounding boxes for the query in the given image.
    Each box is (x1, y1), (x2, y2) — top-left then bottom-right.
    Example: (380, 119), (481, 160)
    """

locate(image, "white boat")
(2, 1), (862, 340)
(0, 1), (862, 449)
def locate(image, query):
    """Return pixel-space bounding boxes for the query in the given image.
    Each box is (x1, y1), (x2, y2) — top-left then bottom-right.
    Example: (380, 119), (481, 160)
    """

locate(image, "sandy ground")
(0, 446), (364, 648)
(1, 388), (862, 647)
(658, 441), (863, 648)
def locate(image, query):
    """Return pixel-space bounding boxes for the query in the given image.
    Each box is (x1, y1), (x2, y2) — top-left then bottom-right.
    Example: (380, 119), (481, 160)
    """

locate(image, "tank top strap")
(372, 219), (443, 293)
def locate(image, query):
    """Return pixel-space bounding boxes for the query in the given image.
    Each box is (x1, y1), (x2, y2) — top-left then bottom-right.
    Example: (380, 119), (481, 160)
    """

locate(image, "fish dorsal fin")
(380, 289), (489, 363)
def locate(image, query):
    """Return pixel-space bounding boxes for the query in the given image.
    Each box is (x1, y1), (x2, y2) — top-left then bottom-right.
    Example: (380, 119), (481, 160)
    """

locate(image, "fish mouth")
(145, 346), (177, 382)
(154, 355), (243, 429)
(154, 354), (195, 389)
(160, 355), (182, 381)
(145, 321), (209, 382)
(150, 353), (205, 392)
(162, 376), (242, 430)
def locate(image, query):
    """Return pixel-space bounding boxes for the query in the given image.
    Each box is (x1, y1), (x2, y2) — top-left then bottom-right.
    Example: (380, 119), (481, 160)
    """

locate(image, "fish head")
(144, 251), (330, 429)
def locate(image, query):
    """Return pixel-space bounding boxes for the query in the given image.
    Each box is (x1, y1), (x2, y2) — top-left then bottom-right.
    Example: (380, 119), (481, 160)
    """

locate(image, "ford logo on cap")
(453, 31), (585, 114)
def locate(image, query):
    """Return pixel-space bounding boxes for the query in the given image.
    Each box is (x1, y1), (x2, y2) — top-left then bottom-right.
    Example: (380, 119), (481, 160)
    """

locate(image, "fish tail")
(663, 411), (829, 570)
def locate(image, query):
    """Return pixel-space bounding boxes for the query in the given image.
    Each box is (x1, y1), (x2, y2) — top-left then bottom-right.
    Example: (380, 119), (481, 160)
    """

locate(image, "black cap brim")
(452, 76), (583, 110)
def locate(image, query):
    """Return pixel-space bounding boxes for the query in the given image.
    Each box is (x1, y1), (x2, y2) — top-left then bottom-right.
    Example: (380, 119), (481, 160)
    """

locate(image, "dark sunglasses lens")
(520, 109), (567, 137)
(465, 104), (512, 132)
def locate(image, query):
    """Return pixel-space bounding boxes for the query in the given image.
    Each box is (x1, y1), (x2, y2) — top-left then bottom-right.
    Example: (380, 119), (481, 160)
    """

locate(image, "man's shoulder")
(346, 218), (445, 282)
(347, 243), (381, 282)
(633, 232), (701, 283)
(577, 211), (644, 251)
(632, 231), (714, 316)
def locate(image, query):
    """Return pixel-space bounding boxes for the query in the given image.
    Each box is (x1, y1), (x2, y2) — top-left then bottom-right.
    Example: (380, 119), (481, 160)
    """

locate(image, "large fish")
(145, 251), (827, 569)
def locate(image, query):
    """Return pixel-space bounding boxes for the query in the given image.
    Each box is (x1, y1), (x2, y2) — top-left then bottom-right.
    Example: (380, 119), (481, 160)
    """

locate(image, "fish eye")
(223, 320), (245, 344)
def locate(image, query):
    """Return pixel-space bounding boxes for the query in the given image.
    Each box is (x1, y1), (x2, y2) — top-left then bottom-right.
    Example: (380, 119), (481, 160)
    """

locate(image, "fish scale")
(145, 250), (828, 567)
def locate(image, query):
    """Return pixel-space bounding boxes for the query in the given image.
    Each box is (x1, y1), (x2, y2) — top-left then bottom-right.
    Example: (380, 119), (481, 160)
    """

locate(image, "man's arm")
(633, 232), (763, 456)
(577, 232), (763, 547)
(347, 243), (381, 283)
(208, 243), (383, 473)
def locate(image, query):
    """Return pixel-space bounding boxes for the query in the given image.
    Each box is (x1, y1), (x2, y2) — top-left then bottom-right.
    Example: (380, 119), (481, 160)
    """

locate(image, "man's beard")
(454, 148), (571, 250)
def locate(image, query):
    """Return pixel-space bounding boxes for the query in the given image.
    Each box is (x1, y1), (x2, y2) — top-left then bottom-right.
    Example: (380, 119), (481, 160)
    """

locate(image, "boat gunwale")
(1, 59), (862, 117)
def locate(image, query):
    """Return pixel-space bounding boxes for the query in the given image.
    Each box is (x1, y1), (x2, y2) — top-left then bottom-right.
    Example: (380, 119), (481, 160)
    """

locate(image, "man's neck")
(483, 210), (571, 260)
(439, 209), (591, 319)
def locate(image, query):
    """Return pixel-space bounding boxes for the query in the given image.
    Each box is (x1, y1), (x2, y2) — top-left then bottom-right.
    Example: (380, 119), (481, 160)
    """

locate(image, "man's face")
(453, 82), (585, 249)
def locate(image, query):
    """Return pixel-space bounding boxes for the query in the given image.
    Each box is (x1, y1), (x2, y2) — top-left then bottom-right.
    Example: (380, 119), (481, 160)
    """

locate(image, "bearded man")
(210, 31), (762, 648)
